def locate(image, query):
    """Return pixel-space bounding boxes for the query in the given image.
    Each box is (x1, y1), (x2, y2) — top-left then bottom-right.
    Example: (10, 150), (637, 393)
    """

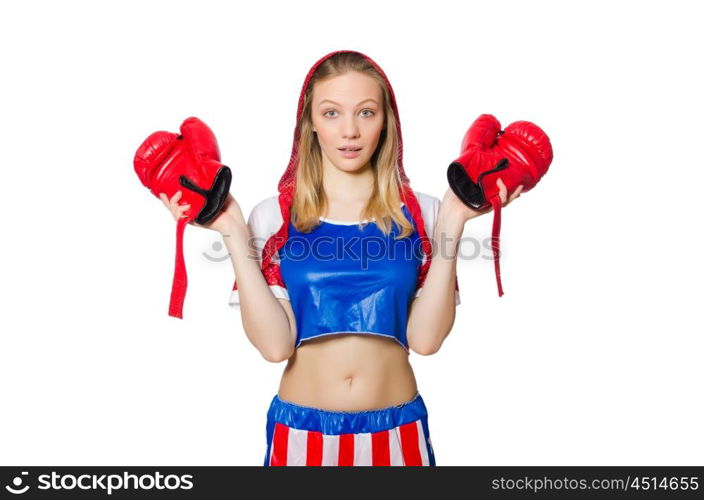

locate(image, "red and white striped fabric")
(267, 418), (432, 466)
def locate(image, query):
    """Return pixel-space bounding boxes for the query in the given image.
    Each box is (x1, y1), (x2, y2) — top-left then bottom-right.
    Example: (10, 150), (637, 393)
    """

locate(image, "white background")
(1, 0), (702, 466)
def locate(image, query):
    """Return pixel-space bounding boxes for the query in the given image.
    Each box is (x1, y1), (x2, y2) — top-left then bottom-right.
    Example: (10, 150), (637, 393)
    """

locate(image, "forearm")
(406, 205), (464, 355)
(220, 218), (294, 362)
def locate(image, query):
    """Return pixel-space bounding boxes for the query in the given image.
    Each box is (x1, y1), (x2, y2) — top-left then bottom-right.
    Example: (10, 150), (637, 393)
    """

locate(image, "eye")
(323, 109), (376, 118)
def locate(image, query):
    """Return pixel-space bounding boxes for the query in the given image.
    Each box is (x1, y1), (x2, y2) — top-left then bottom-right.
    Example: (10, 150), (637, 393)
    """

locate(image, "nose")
(342, 115), (360, 139)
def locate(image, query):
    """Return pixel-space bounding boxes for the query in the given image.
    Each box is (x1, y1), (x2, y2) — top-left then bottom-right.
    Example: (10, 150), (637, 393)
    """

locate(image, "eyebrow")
(318, 98), (379, 107)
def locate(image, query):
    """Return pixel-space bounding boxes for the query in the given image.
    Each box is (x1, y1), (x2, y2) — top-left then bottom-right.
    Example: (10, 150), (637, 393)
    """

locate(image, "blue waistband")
(267, 392), (428, 435)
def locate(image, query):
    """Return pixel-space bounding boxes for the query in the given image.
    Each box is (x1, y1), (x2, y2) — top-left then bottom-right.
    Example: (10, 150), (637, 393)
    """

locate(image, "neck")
(322, 161), (375, 203)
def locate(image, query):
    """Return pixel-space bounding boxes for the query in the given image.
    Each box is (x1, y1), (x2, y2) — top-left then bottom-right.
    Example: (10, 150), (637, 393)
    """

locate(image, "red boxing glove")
(447, 114), (553, 296)
(134, 116), (232, 318)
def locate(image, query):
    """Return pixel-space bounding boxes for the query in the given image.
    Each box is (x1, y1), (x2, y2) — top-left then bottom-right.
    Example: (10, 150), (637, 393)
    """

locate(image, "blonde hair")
(291, 52), (414, 239)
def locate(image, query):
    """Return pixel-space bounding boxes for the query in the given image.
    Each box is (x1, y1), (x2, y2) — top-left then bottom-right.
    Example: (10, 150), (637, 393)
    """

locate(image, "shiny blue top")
(278, 205), (423, 352)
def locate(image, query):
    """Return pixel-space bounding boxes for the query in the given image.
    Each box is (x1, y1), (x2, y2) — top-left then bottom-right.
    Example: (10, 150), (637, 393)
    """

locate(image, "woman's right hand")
(159, 190), (242, 234)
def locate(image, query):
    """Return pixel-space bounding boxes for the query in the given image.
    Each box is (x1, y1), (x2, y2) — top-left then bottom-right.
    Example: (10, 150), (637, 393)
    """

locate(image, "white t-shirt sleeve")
(412, 191), (461, 306)
(228, 196), (290, 308)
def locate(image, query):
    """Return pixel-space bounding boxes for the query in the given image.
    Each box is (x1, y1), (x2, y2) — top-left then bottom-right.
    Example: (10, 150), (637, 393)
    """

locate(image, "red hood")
(259, 49), (433, 290)
(276, 50), (412, 196)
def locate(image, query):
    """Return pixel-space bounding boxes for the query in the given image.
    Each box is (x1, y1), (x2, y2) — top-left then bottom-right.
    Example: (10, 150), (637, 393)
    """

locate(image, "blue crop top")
(279, 204), (421, 351)
(228, 191), (461, 353)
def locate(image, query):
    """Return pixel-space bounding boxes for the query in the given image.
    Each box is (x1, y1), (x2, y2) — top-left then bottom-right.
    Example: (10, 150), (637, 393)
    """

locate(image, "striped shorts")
(264, 392), (436, 466)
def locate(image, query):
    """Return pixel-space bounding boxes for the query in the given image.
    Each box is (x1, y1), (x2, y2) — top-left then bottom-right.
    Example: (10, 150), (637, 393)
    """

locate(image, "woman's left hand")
(442, 178), (524, 224)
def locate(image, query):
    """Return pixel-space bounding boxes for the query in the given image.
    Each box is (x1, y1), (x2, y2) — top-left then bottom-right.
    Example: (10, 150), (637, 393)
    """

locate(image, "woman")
(161, 50), (522, 466)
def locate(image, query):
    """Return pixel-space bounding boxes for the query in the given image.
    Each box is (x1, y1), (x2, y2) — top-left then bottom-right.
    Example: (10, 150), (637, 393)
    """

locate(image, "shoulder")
(247, 195), (283, 231)
(248, 195), (283, 238)
(250, 194), (281, 219)
(411, 190), (441, 235)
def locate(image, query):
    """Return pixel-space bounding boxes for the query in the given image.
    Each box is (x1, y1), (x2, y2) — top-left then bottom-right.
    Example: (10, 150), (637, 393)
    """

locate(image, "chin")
(334, 153), (373, 170)
(334, 161), (370, 174)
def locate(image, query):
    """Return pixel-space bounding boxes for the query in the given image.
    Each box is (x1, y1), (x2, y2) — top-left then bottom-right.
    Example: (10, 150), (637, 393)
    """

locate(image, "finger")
(509, 188), (522, 203)
(496, 178), (508, 205)
(172, 191), (183, 203)
(173, 209), (190, 220)
(497, 178), (507, 194)
(179, 204), (191, 212)
(511, 185), (525, 203)
(170, 197), (185, 210)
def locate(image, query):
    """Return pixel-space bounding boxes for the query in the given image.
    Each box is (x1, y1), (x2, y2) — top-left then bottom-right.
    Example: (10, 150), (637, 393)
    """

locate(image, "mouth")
(338, 147), (362, 158)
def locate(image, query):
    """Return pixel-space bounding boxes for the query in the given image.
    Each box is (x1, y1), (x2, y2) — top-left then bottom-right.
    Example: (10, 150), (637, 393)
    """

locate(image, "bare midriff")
(277, 333), (418, 412)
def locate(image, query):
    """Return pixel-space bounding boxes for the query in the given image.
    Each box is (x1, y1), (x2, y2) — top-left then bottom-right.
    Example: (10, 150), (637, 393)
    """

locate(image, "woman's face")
(311, 71), (385, 174)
